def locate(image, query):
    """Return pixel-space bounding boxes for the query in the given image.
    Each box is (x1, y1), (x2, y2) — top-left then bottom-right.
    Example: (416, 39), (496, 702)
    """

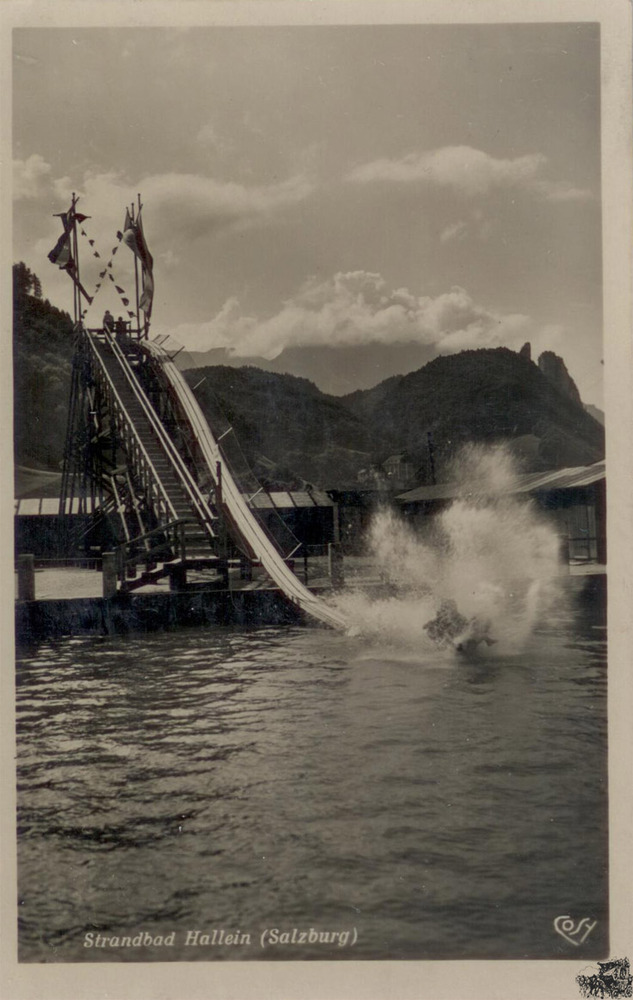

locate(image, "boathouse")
(396, 460), (606, 566)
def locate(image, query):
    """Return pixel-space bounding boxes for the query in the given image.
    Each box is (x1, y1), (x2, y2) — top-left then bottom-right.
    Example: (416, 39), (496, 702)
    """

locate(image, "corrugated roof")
(269, 491), (294, 508)
(397, 461), (605, 503)
(16, 491), (334, 516)
(244, 490), (334, 510)
(14, 497), (101, 515)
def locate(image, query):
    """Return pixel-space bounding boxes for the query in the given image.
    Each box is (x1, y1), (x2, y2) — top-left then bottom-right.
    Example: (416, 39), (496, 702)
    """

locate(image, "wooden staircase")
(88, 334), (220, 587)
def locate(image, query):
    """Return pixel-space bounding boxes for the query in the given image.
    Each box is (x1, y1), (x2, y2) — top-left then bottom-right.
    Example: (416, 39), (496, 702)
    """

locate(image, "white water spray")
(335, 444), (563, 655)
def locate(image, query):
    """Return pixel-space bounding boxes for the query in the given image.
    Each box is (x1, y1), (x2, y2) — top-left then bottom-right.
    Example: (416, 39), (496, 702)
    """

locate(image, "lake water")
(16, 581), (608, 963)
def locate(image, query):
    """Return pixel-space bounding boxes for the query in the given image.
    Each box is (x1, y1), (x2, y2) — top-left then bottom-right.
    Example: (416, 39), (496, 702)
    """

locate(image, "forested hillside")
(13, 264), (604, 491)
(187, 366), (371, 487)
(13, 263), (74, 473)
(341, 348), (604, 480)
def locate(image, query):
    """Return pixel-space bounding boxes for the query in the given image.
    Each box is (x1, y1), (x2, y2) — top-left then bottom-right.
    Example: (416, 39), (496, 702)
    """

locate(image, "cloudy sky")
(13, 21), (603, 402)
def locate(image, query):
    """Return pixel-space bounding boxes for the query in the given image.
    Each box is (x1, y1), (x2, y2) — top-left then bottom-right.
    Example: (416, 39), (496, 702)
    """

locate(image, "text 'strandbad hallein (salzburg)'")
(83, 927), (359, 950)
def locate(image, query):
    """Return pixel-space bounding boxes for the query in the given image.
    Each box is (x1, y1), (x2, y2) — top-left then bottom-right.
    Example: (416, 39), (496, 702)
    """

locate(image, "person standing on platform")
(115, 316), (127, 340)
(103, 309), (114, 334)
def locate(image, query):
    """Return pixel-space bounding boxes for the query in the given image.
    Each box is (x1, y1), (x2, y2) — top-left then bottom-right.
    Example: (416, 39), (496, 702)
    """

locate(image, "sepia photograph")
(2, 2), (632, 999)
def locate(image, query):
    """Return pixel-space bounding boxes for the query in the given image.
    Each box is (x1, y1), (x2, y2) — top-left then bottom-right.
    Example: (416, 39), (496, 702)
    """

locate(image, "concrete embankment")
(14, 563), (605, 645)
(15, 587), (309, 645)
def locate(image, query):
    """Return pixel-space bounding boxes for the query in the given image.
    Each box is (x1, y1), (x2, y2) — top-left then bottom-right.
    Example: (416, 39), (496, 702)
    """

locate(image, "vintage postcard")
(2, 1), (632, 999)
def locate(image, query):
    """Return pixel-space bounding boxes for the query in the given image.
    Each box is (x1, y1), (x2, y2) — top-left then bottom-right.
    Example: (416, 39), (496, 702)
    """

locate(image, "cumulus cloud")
(17, 160), (313, 242)
(139, 171), (313, 239)
(158, 249), (181, 271)
(440, 210), (493, 244)
(347, 145), (592, 202)
(531, 179), (593, 202)
(195, 122), (234, 156)
(21, 161), (314, 321)
(440, 220), (469, 244)
(13, 154), (52, 199)
(26, 164), (315, 309)
(169, 271), (536, 358)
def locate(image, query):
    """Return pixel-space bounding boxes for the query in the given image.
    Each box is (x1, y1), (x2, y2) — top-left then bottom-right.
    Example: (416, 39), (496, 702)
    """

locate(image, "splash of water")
(335, 444), (563, 655)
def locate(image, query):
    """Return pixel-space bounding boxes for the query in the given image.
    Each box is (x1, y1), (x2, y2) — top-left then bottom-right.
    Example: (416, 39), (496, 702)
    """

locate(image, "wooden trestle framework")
(52, 198), (346, 627)
(59, 326), (225, 590)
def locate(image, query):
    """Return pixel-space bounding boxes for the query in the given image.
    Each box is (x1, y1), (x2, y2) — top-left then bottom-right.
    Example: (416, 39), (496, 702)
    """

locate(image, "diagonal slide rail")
(143, 338), (347, 630)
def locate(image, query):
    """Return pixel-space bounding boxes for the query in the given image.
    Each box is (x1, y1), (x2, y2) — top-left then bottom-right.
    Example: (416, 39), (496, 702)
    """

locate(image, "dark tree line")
(13, 261), (43, 302)
(13, 263), (74, 470)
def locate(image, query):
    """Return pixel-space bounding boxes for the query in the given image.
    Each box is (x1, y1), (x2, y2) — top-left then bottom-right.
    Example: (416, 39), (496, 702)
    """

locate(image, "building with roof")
(245, 488), (338, 554)
(397, 461), (606, 566)
(14, 490), (338, 561)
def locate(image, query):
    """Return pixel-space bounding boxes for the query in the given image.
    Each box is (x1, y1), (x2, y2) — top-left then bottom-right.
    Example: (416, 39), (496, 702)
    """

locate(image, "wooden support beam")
(17, 554), (35, 602)
(328, 542), (344, 589)
(102, 552), (117, 598)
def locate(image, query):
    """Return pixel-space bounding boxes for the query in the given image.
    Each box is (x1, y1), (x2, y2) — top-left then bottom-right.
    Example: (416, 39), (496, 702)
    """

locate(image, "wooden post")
(328, 542), (344, 589)
(240, 556), (253, 581)
(559, 534), (571, 574)
(332, 502), (341, 544)
(212, 452), (227, 577)
(17, 554), (35, 601)
(218, 558), (229, 589)
(169, 564), (187, 591)
(102, 552), (117, 598)
(178, 521), (187, 563)
(595, 479), (607, 566)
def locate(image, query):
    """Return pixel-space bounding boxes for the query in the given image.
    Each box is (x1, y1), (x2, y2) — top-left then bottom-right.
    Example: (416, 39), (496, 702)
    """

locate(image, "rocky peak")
(537, 350), (582, 406)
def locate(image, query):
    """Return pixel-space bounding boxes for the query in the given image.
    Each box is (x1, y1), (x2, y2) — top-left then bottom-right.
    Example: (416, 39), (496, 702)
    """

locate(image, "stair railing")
(84, 332), (177, 525)
(86, 330), (216, 540)
(106, 333), (217, 539)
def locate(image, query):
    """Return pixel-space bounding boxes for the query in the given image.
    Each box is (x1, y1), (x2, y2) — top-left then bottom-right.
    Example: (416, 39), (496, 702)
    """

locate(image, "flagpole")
(70, 193), (81, 326)
(132, 202), (141, 340)
(138, 192), (149, 340)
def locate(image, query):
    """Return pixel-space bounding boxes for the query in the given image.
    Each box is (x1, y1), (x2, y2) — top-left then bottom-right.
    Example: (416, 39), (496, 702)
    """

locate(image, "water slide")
(142, 338), (347, 631)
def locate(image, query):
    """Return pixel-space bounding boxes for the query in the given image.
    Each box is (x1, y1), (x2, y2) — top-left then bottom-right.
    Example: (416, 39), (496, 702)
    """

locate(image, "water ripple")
(16, 620), (608, 962)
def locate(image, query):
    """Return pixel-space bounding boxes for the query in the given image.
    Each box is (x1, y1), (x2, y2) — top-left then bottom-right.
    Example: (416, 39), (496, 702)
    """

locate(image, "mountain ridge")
(187, 347), (604, 487)
(13, 264), (605, 491)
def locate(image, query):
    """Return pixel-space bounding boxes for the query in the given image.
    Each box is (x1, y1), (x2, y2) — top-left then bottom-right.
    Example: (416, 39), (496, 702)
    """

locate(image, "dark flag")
(47, 213), (73, 270)
(122, 208), (154, 318)
(48, 206), (93, 304)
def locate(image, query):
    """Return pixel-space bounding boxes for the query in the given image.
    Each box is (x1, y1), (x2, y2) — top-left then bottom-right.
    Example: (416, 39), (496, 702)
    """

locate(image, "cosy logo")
(554, 916), (597, 947)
